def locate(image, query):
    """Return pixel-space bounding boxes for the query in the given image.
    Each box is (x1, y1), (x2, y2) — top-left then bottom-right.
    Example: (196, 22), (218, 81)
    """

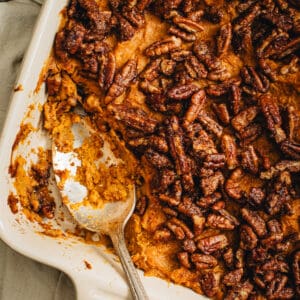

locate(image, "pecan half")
(166, 217), (194, 240)
(241, 145), (259, 174)
(212, 103), (230, 125)
(198, 114), (223, 138)
(260, 94), (286, 143)
(128, 135), (168, 153)
(223, 268), (243, 287)
(166, 116), (194, 190)
(98, 52), (116, 91)
(183, 90), (206, 128)
(207, 214), (236, 230)
(144, 149), (172, 169)
(241, 207), (267, 238)
(221, 134), (238, 170)
(261, 219), (283, 247)
(241, 66), (270, 95)
(240, 224), (258, 250)
(248, 187), (265, 206)
(203, 154), (226, 170)
(167, 84), (200, 100)
(200, 272), (221, 298)
(201, 171), (224, 196)
(231, 106), (259, 132)
(145, 36), (182, 57)
(197, 234), (229, 254)
(112, 105), (158, 133)
(217, 23), (232, 57)
(106, 59), (137, 103)
(191, 253), (218, 270)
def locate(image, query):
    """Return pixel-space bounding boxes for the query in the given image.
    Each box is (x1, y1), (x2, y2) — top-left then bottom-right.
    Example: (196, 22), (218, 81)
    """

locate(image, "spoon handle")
(110, 228), (149, 300)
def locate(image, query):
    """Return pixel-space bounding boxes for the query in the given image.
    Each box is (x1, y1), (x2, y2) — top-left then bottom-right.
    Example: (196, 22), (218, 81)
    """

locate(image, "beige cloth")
(0, 1), (75, 299)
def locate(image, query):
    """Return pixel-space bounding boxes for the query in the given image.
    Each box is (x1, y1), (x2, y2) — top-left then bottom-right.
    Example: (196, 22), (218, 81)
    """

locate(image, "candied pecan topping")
(197, 234), (229, 254)
(50, 1), (300, 298)
(167, 217), (194, 240)
(203, 153), (226, 170)
(280, 140), (300, 160)
(177, 197), (202, 217)
(261, 219), (283, 247)
(241, 207), (267, 237)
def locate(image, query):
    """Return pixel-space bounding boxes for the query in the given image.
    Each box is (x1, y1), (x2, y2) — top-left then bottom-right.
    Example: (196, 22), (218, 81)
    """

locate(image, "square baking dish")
(0, 0), (206, 299)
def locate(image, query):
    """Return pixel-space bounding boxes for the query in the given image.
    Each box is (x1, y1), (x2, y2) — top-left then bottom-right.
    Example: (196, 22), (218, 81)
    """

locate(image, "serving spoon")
(52, 119), (149, 300)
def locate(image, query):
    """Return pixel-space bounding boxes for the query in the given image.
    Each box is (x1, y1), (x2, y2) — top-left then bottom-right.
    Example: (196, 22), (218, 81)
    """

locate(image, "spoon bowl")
(52, 118), (148, 300)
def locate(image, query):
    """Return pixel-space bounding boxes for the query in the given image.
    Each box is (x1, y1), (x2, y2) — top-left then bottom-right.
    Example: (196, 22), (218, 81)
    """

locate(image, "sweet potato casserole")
(8, 0), (300, 299)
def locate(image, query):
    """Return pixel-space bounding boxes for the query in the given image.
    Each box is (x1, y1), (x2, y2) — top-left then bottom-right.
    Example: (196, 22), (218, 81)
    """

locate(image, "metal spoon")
(52, 119), (149, 300)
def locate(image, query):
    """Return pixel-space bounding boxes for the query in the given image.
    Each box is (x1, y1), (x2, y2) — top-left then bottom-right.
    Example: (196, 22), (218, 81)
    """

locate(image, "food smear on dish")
(9, 0), (300, 299)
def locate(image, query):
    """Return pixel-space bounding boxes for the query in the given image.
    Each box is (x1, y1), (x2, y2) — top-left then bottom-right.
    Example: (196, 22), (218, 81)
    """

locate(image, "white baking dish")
(0, 1), (205, 299)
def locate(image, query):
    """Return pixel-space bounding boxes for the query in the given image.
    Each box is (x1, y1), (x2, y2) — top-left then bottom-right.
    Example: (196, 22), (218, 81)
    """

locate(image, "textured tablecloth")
(0, 1), (75, 299)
